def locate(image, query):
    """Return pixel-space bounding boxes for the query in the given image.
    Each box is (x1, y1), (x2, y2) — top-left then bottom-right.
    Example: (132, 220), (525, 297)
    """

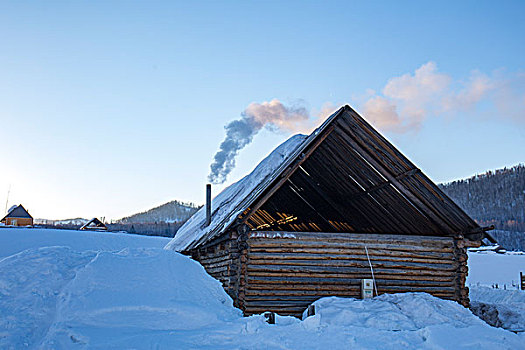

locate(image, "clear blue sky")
(1, 1), (524, 220)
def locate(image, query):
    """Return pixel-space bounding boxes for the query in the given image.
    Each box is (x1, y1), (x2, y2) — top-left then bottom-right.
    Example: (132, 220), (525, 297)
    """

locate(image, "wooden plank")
(200, 259), (231, 269)
(199, 254), (232, 264)
(248, 238), (454, 250)
(244, 306), (307, 314)
(247, 271), (456, 282)
(245, 285), (456, 297)
(248, 255), (456, 267)
(248, 255), (454, 266)
(237, 124), (336, 227)
(248, 236), (454, 248)
(341, 107), (413, 173)
(247, 279), (456, 292)
(246, 266), (455, 279)
(248, 247), (455, 259)
(248, 249), (454, 260)
(246, 277), (456, 286)
(333, 122), (456, 234)
(317, 135), (421, 233)
(248, 231), (453, 244)
(248, 241), (454, 253)
(243, 287), (456, 302)
(247, 259), (457, 270)
(294, 145), (397, 232)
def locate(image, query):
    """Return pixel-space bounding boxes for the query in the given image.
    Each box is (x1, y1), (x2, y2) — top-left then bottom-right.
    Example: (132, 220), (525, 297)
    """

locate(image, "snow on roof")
(165, 134), (308, 252)
(0, 227), (522, 347)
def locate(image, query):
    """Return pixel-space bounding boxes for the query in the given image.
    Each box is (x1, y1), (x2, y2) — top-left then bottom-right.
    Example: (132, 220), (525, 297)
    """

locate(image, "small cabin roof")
(80, 218), (107, 230)
(2, 204), (32, 221)
(166, 105), (483, 252)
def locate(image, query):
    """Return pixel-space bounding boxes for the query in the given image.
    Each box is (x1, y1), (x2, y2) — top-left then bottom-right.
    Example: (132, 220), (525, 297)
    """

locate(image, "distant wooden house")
(1, 204), (33, 226)
(166, 105), (490, 317)
(80, 218), (108, 231)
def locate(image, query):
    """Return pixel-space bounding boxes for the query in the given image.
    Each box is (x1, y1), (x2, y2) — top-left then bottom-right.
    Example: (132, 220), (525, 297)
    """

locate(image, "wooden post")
(264, 312), (275, 324)
(307, 304), (315, 317)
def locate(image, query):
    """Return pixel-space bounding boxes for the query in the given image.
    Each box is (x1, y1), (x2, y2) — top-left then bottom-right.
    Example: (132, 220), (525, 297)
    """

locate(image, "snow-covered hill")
(439, 164), (525, 233)
(0, 227), (523, 349)
(118, 200), (200, 224)
(34, 218), (89, 226)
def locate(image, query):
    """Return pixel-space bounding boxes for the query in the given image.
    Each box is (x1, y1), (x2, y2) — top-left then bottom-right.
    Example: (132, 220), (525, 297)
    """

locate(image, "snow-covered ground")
(1, 227), (524, 349)
(0, 227), (169, 258)
(467, 250), (525, 332)
(470, 286), (525, 332)
(467, 251), (524, 288)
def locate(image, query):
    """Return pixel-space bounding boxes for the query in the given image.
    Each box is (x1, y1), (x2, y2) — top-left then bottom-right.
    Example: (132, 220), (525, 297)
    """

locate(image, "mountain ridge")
(439, 163), (525, 232)
(117, 200), (200, 224)
(33, 163), (525, 247)
(439, 163), (525, 250)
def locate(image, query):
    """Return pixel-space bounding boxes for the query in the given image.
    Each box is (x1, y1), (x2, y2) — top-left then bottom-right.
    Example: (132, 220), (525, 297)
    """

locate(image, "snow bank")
(0, 227), (170, 258)
(467, 251), (525, 333)
(297, 293), (523, 350)
(0, 248), (522, 348)
(0, 244), (240, 349)
(166, 134), (307, 252)
(39, 248), (241, 349)
(304, 293), (478, 330)
(0, 247), (97, 348)
(1, 228), (524, 348)
(470, 287), (525, 332)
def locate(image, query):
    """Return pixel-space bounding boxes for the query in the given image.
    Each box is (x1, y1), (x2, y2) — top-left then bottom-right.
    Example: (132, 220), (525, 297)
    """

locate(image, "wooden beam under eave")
(334, 115), (458, 235)
(237, 124), (336, 227)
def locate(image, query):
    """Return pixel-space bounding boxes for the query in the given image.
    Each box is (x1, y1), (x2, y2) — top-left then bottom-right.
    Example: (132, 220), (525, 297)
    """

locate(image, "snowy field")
(1, 227), (524, 349)
(0, 227), (170, 258)
(466, 250), (525, 332)
(467, 251), (524, 288)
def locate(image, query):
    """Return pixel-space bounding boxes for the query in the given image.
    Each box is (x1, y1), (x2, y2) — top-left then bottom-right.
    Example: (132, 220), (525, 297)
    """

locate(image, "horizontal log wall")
(191, 230), (248, 310)
(243, 231), (469, 317)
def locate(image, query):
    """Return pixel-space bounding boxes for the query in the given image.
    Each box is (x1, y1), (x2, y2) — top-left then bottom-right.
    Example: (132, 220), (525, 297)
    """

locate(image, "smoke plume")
(208, 99), (312, 184)
(208, 63), (524, 184)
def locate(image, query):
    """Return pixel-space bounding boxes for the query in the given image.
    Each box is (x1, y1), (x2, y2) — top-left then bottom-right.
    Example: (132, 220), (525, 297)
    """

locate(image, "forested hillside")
(439, 164), (525, 250)
(107, 200), (201, 237)
(439, 164), (525, 232)
(118, 200), (200, 224)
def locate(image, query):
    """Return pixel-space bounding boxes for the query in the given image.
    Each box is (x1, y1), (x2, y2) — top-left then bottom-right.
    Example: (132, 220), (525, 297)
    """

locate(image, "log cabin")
(166, 105), (491, 317)
(1, 204), (33, 226)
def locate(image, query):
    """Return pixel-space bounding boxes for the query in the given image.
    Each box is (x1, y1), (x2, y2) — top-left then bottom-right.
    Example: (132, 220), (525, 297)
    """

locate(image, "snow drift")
(1, 228), (524, 349)
(0, 227), (169, 259)
(470, 286), (525, 332)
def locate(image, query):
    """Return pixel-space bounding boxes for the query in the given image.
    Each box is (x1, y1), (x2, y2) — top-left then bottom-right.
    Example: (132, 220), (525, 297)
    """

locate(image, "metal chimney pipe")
(205, 184), (212, 226)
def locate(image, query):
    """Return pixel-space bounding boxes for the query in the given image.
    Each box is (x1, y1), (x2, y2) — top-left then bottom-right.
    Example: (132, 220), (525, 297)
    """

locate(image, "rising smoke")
(208, 99), (311, 184)
(208, 63), (524, 183)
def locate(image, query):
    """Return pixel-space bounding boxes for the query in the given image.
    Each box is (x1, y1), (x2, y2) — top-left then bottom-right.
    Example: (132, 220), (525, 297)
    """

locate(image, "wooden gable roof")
(80, 218), (108, 230)
(240, 106), (482, 238)
(2, 205), (32, 221)
(168, 105), (485, 252)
